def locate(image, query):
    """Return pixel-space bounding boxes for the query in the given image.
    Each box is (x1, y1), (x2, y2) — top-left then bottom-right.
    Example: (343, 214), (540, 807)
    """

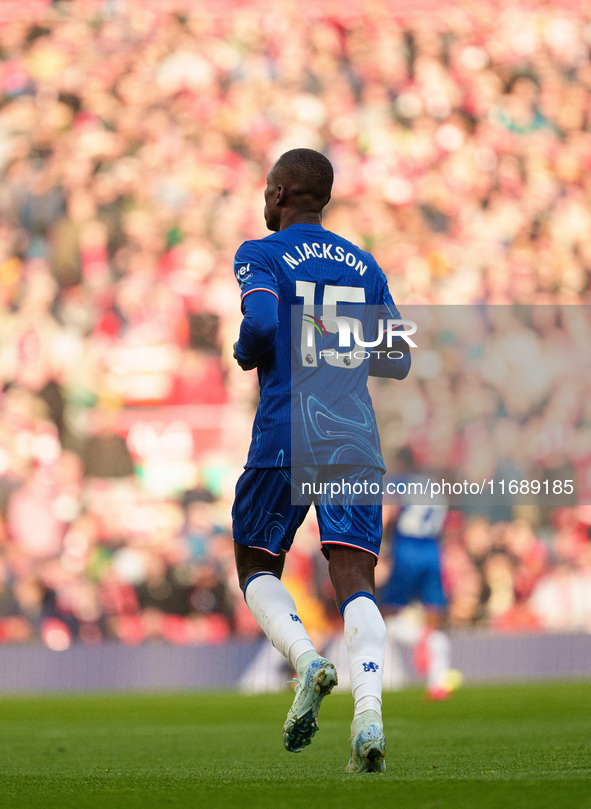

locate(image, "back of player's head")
(273, 148), (333, 209)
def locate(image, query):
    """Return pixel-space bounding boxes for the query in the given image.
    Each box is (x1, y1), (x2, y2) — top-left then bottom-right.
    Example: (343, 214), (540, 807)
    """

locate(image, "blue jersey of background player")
(381, 503), (448, 611)
(231, 148), (410, 773)
(380, 450), (459, 701)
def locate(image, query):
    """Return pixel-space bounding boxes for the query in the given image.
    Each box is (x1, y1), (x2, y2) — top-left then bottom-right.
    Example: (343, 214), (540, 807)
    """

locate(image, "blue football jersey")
(381, 503), (448, 608)
(234, 222), (405, 469)
(394, 504), (448, 542)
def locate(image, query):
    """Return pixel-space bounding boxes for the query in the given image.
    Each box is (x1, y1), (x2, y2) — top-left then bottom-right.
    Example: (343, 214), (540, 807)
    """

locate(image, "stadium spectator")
(0, 0), (589, 650)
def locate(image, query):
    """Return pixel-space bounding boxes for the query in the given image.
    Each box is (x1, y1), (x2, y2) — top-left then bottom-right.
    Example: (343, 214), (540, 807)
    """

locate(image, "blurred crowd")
(0, 0), (590, 648)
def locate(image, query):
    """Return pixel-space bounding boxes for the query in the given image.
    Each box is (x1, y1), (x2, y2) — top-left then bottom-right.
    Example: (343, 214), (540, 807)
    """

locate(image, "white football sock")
(426, 629), (452, 689)
(244, 573), (316, 673)
(342, 593), (386, 718)
(294, 650), (321, 681)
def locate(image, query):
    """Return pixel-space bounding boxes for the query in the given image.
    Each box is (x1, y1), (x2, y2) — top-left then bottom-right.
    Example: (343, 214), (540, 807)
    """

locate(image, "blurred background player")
(380, 449), (460, 700)
(232, 148), (411, 772)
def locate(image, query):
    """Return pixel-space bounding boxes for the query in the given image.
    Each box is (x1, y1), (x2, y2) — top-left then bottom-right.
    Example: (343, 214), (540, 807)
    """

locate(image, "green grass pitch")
(0, 682), (589, 809)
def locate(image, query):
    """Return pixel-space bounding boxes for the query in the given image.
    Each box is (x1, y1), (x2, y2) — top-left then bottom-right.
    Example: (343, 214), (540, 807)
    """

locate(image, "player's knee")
(327, 545), (376, 605)
(234, 542), (284, 591)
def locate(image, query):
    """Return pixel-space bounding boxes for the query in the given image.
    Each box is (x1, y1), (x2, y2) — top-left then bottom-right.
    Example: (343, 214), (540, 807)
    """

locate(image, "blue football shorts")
(380, 535), (446, 608)
(232, 465), (383, 560)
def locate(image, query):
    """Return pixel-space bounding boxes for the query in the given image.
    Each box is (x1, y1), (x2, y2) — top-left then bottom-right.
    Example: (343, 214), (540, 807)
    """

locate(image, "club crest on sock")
(362, 662), (379, 672)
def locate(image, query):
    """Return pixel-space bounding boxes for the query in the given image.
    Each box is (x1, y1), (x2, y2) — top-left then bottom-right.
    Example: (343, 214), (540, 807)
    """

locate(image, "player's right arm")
(234, 292), (279, 370)
(233, 242), (279, 370)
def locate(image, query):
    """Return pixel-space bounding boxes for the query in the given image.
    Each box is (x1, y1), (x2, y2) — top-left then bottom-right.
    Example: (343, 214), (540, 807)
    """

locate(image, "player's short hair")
(274, 148), (334, 206)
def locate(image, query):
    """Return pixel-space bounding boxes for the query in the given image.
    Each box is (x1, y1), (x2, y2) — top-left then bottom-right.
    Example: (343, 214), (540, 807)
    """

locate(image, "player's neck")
(279, 211), (323, 230)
